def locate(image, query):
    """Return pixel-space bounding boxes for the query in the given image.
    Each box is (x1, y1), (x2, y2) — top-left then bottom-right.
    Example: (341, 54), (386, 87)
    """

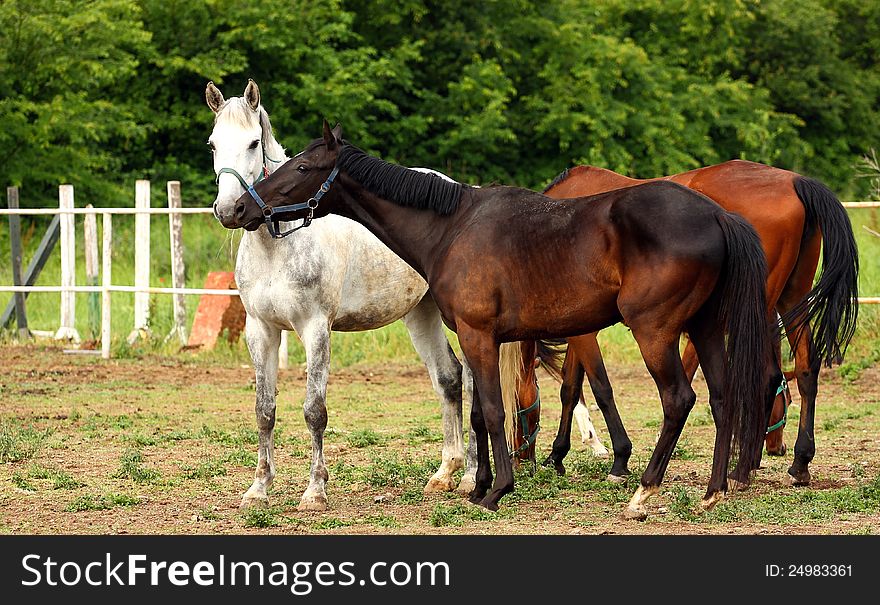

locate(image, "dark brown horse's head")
(228, 120), (344, 231)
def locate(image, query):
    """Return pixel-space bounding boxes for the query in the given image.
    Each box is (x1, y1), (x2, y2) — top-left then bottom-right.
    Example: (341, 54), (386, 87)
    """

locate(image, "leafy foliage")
(1, 0), (878, 205)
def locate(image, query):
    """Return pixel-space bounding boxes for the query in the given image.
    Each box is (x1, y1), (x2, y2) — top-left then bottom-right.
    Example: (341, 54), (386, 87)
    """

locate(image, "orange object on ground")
(187, 271), (246, 349)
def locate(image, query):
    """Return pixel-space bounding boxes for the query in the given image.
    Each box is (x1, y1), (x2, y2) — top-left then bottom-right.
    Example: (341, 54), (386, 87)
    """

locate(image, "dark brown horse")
(229, 122), (773, 518)
(509, 162), (858, 486)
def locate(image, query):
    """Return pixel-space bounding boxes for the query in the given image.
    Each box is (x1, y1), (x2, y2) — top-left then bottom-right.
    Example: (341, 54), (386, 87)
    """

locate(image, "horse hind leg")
(401, 295), (465, 493)
(624, 326), (696, 521)
(457, 359), (479, 495)
(297, 320), (332, 511)
(241, 317), (281, 509)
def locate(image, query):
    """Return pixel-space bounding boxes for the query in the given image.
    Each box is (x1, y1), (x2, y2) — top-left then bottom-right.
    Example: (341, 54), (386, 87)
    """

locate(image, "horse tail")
(783, 176), (859, 366)
(499, 342), (524, 449)
(715, 211), (770, 474)
(536, 338), (567, 382)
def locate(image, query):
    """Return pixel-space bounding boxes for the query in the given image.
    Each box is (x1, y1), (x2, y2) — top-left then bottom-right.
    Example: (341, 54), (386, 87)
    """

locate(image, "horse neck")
(332, 174), (458, 280)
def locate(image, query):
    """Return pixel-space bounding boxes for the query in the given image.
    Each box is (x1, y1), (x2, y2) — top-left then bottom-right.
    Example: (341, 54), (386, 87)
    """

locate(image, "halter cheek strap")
(216, 165), (339, 239)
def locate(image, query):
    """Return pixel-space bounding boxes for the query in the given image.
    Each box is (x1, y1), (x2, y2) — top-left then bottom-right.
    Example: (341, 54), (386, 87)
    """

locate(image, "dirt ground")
(1, 344), (879, 535)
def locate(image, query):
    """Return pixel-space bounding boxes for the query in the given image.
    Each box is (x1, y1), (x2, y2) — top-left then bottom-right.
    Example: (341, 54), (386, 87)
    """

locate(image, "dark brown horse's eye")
(297, 164), (307, 173)
(248, 140), (260, 150)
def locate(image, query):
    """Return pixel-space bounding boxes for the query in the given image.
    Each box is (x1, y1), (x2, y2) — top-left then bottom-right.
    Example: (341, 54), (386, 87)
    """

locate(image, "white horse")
(206, 80), (477, 509)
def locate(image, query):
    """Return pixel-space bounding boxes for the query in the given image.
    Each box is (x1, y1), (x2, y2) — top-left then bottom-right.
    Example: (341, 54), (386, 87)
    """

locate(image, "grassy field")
(0, 344), (878, 535)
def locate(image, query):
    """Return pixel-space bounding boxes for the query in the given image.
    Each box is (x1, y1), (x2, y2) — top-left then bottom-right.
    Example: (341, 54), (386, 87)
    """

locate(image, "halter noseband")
(215, 140), (338, 238)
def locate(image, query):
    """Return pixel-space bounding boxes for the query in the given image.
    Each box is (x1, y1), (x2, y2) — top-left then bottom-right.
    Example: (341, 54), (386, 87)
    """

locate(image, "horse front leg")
(241, 317), (281, 508)
(458, 327), (513, 511)
(401, 296), (465, 493)
(298, 320), (332, 511)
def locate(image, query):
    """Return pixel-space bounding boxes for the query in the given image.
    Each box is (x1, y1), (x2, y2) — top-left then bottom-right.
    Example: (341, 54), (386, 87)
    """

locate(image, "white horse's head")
(206, 79), (286, 228)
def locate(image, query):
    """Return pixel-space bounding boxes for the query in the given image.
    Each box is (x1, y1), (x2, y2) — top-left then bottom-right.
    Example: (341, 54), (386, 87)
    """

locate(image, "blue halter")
(216, 164), (339, 239)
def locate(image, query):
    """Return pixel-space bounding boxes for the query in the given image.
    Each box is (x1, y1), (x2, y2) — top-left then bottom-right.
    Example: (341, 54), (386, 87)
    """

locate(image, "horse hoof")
(424, 475), (456, 494)
(478, 498), (500, 512)
(456, 476), (477, 495)
(700, 492), (724, 511)
(785, 470), (811, 487)
(298, 492), (328, 511)
(621, 505), (647, 521)
(239, 494), (269, 510)
(606, 473), (627, 484)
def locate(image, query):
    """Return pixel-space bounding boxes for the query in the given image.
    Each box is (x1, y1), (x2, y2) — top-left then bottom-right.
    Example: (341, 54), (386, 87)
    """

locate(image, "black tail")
(716, 212), (770, 474)
(782, 176), (859, 366)
(535, 338), (567, 382)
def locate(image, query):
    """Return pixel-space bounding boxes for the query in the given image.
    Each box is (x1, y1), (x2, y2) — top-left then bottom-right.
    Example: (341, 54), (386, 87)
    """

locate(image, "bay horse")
(228, 121), (774, 518)
(506, 162), (858, 486)
(207, 81), (477, 510)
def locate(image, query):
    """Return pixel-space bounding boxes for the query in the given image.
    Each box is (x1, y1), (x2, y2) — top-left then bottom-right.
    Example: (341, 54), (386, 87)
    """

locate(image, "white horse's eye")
(248, 140), (259, 150)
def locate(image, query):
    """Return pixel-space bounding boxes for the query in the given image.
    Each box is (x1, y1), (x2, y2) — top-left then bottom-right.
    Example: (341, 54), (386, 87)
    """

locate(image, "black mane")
(337, 145), (463, 215)
(543, 168), (570, 193)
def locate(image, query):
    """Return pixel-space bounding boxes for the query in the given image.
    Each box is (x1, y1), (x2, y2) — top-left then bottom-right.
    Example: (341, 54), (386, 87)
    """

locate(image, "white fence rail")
(2, 184), (879, 361)
(1, 182), (289, 364)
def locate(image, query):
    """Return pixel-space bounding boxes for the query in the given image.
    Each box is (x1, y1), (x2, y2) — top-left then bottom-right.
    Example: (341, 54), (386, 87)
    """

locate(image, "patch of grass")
(671, 439), (697, 461)
(429, 502), (497, 527)
(347, 428), (383, 448)
(312, 517), (353, 530)
(331, 460), (358, 485)
(113, 448), (160, 483)
(837, 348), (880, 383)
(361, 513), (400, 528)
(200, 425), (257, 447)
(363, 454), (436, 488)
(241, 507), (281, 528)
(398, 487), (425, 505)
(407, 425), (441, 444)
(0, 421), (51, 463)
(508, 466), (569, 502)
(65, 493), (139, 512)
(224, 449), (257, 468)
(28, 465), (84, 490)
(667, 486), (699, 522)
(123, 433), (159, 447)
(181, 458), (227, 480)
(687, 406), (714, 427)
(11, 473), (36, 491)
(698, 474), (880, 525)
(198, 507), (219, 521)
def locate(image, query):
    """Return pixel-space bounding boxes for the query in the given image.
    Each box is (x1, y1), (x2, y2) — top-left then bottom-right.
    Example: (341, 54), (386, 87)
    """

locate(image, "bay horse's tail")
(785, 176), (859, 366)
(716, 212), (770, 474)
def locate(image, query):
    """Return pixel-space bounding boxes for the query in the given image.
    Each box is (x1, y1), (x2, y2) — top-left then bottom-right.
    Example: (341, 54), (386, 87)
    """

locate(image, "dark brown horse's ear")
(206, 81), (225, 113)
(323, 119), (337, 150)
(331, 123), (343, 141)
(244, 78), (260, 111)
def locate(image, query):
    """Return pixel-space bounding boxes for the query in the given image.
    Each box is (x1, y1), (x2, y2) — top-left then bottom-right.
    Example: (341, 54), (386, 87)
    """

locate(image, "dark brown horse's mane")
(336, 144), (464, 215)
(543, 168), (570, 193)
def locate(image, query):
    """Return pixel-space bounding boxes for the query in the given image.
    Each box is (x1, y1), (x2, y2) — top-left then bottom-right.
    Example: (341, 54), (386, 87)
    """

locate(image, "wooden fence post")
(102, 213), (112, 359)
(1, 215), (60, 329)
(84, 205), (99, 339)
(129, 179), (151, 343)
(166, 181), (188, 345)
(55, 184), (79, 342)
(6, 186), (29, 339)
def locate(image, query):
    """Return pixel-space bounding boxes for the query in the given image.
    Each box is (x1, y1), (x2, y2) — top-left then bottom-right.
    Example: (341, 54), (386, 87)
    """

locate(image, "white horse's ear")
(205, 81), (225, 114)
(244, 79), (260, 111)
(323, 119), (337, 150)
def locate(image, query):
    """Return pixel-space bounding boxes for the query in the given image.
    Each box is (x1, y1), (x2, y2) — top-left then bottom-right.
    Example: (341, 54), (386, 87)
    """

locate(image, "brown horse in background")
(508, 160), (858, 486)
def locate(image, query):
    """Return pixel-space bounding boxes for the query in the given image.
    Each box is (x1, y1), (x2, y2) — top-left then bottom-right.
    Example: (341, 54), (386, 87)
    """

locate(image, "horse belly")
(331, 248), (428, 332)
